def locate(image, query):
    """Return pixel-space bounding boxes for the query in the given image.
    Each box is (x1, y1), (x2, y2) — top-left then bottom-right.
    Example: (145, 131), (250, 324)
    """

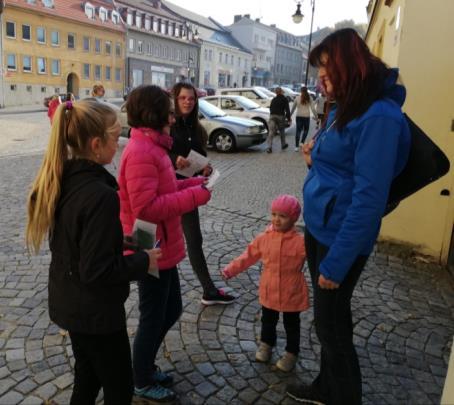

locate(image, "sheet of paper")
(132, 219), (159, 279)
(206, 169), (220, 190)
(175, 150), (210, 178)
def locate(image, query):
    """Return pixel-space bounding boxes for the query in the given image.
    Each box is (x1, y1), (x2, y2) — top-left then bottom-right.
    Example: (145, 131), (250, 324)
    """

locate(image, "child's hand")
(144, 248), (162, 273)
(221, 268), (231, 280)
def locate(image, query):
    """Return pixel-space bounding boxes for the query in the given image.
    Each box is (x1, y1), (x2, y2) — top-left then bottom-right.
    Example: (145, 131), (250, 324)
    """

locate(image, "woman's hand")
(301, 139), (315, 166)
(318, 274), (339, 290)
(144, 248), (162, 273)
(176, 156), (190, 170)
(201, 164), (213, 177)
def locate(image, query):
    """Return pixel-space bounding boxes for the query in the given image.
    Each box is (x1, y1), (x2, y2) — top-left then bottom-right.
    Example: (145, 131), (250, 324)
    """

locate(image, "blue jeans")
(133, 267), (182, 388)
(305, 229), (368, 405)
(295, 116), (310, 146)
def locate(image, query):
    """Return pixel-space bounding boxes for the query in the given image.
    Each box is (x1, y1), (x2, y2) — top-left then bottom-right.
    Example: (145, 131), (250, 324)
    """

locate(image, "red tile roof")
(6, 0), (125, 32)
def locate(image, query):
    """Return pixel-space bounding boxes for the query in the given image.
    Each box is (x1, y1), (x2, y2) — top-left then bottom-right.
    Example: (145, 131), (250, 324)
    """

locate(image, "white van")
(216, 87), (272, 107)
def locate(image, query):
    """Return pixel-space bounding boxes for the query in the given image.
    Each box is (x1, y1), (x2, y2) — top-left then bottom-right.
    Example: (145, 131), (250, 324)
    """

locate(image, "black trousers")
(69, 328), (133, 405)
(305, 229), (368, 405)
(182, 208), (217, 295)
(261, 306), (301, 354)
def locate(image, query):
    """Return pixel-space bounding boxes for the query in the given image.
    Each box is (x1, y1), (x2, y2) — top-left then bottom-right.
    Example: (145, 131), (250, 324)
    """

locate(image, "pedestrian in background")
(287, 28), (411, 405)
(26, 100), (160, 405)
(47, 94), (61, 124)
(118, 85), (211, 403)
(267, 87), (291, 153)
(290, 86), (317, 150)
(315, 93), (327, 128)
(222, 195), (309, 372)
(170, 82), (236, 306)
(92, 83), (105, 100)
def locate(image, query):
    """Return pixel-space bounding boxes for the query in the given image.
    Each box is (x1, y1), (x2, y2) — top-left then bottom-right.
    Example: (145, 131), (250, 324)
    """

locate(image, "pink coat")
(118, 127), (211, 270)
(223, 226), (309, 312)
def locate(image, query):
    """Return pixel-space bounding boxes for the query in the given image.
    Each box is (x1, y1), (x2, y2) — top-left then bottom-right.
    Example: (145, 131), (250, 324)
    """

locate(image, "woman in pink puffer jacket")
(118, 85), (210, 403)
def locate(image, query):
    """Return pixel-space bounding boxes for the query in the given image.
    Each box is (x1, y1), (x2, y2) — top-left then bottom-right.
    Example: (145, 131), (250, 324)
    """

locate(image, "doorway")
(67, 73), (80, 98)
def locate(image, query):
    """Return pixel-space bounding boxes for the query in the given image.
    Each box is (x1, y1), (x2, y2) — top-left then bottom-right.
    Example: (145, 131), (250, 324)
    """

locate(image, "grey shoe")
(276, 351), (297, 372)
(255, 342), (272, 362)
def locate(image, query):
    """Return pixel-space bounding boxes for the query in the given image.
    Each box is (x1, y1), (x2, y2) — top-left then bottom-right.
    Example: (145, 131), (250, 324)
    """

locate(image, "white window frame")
(105, 66), (111, 81)
(95, 38), (101, 53)
(94, 64), (101, 80)
(128, 38), (135, 52)
(145, 16), (151, 31)
(36, 27), (46, 44)
(22, 24), (31, 41)
(37, 57), (46, 74)
(6, 21), (16, 39)
(67, 33), (75, 49)
(7, 54), (16, 71)
(127, 13), (133, 26)
(51, 30), (59, 46)
(105, 40), (111, 55)
(23, 55), (32, 72)
(84, 2), (95, 19)
(137, 40), (143, 53)
(83, 36), (90, 52)
(153, 18), (158, 32)
(112, 11), (120, 25)
(115, 68), (121, 82)
(99, 7), (108, 22)
(135, 13), (142, 29)
(116, 42), (121, 57)
(51, 59), (60, 75)
(83, 63), (90, 79)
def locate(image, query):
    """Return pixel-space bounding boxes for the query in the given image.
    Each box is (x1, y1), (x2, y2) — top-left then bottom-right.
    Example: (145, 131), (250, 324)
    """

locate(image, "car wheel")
(212, 130), (236, 153)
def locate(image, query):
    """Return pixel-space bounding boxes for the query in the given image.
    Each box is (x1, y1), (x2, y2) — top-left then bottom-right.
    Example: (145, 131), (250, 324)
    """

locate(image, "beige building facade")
(3, 0), (126, 106)
(366, 0), (454, 265)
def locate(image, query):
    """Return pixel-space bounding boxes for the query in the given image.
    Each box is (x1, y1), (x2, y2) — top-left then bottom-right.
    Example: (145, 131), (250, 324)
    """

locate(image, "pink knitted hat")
(271, 194), (301, 221)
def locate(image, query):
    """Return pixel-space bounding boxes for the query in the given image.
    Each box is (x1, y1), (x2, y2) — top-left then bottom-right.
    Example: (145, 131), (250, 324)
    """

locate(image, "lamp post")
(293, 0), (315, 86)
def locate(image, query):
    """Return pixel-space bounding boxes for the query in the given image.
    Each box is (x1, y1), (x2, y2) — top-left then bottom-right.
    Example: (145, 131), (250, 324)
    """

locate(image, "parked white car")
(215, 87), (272, 107)
(198, 99), (268, 152)
(203, 95), (270, 131)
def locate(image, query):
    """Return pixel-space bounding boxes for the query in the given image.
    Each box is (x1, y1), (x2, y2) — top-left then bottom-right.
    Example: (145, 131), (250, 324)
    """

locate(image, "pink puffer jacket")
(118, 127), (211, 270)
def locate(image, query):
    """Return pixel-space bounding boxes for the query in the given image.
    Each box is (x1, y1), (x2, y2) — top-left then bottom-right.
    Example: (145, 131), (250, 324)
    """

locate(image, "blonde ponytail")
(26, 99), (118, 253)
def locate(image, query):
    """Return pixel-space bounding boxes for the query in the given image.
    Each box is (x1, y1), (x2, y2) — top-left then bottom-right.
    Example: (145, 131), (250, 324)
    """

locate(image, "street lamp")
(293, 0), (315, 86)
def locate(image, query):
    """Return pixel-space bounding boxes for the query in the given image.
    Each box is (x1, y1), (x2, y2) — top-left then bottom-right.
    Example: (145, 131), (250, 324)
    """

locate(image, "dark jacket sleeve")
(78, 190), (149, 285)
(285, 98), (291, 120)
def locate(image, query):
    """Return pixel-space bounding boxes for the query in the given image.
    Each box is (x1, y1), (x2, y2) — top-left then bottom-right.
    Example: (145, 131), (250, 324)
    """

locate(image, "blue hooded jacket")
(302, 69), (411, 284)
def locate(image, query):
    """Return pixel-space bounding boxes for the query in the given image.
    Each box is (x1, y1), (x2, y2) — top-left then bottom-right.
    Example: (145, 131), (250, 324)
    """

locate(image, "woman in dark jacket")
(26, 100), (159, 405)
(287, 29), (411, 404)
(169, 82), (236, 305)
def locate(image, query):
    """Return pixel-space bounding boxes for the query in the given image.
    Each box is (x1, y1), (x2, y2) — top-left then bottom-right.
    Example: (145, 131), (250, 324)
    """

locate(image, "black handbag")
(384, 114), (450, 215)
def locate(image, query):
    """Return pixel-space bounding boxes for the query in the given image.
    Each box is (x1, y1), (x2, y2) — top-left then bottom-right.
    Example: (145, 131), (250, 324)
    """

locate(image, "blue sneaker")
(152, 366), (173, 387)
(134, 384), (176, 403)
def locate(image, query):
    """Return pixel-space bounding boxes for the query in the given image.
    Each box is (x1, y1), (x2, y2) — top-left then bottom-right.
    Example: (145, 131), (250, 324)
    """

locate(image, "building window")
(163, 46), (168, 58)
(99, 7), (107, 22)
(135, 14), (142, 28)
(51, 30), (59, 46)
(161, 21), (167, 35)
(127, 13), (133, 25)
(147, 42), (152, 55)
(26, 85), (32, 92)
(105, 66), (111, 81)
(37, 27), (45, 43)
(84, 2), (94, 18)
(95, 65), (101, 80)
(209, 50), (212, 61)
(68, 33), (75, 49)
(137, 40), (143, 53)
(105, 41), (111, 55)
(128, 38), (135, 52)
(41, 86), (46, 93)
(145, 17), (151, 30)
(7, 54), (16, 70)
(95, 38), (101, 53)
(225, 54), (228, 64)
(116, 43), (121, 57)
(51, 59), (60, 75)
(231, 55), (234, 65)
(175, 25), (179, 37)
(22, 24), (31, 41)
(219, 52), (222, 63)
(112, 11), (120, 24)
(23, 55), (32, 72)
(83, 63), (90, 79)
(177, 49), (182, 61)
(83, 36), (90, 51)
(6, 22), (16, 38)
(37, 57), (46, 74)
(115, 68), (121, 82)
(153, 18), (158, 32)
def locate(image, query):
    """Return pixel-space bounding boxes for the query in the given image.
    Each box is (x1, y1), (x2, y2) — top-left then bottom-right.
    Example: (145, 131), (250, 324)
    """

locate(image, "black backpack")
(384, 114), (450, 215)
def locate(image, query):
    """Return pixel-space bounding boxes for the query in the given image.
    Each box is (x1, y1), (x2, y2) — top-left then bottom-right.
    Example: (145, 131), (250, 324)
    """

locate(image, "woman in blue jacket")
(287, 29), (411, 404)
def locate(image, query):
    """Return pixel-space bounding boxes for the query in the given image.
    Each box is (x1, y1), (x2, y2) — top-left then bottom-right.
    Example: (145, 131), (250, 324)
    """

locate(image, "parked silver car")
(198, 99), (268, 153)
(203, 95), (270, 131)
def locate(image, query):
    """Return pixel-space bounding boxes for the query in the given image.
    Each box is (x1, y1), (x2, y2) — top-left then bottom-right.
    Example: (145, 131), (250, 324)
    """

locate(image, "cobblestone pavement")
(0, 120), (453, 404)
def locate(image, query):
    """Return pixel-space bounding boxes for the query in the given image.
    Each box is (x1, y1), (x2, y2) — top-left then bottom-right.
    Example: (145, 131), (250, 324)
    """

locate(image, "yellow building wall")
(367, 0), (454, 262)
(3, 6), (125, 103)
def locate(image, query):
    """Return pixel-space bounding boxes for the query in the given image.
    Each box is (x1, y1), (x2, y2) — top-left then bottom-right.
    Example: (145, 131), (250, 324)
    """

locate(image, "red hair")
(309, 28), (389, 129)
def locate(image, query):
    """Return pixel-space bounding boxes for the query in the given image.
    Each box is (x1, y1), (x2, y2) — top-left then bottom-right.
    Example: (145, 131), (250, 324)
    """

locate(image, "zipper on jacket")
(323, 195), (337, 227)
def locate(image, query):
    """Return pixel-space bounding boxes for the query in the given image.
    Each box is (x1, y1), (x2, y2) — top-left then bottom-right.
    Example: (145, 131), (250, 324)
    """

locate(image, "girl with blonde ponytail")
(26, 99), (161, 405)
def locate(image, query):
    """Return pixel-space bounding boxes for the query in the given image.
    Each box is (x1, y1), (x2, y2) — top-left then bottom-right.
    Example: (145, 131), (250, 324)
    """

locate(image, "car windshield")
(255, 86), (275, 97)
(199, 99), (226, 118)
(234, 96), (261, 110)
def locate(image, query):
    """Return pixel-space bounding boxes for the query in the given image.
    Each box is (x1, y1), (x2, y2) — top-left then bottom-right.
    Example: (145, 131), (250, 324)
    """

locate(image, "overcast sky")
(166, 0), (369, 36)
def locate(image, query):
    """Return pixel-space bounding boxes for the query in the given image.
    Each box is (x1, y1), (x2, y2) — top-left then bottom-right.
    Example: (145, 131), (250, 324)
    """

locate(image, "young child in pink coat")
(222, 195), (309, 372)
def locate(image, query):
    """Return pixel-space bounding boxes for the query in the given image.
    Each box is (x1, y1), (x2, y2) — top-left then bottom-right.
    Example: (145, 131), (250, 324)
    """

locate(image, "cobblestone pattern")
(0, 137), (453, 404)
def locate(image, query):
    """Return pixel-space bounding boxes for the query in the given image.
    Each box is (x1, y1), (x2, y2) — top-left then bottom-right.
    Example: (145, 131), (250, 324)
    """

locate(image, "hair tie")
(66, 101), (73, 110)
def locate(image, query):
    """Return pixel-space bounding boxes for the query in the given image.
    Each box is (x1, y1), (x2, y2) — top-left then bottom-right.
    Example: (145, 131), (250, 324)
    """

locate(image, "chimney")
(244, 14), (250, 19)
(255, 18), (260, 23)
(234, 14), (242, 23)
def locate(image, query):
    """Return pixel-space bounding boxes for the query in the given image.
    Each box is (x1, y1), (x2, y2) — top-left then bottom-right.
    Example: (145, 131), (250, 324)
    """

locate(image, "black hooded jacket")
(48, 159), (148, 334)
